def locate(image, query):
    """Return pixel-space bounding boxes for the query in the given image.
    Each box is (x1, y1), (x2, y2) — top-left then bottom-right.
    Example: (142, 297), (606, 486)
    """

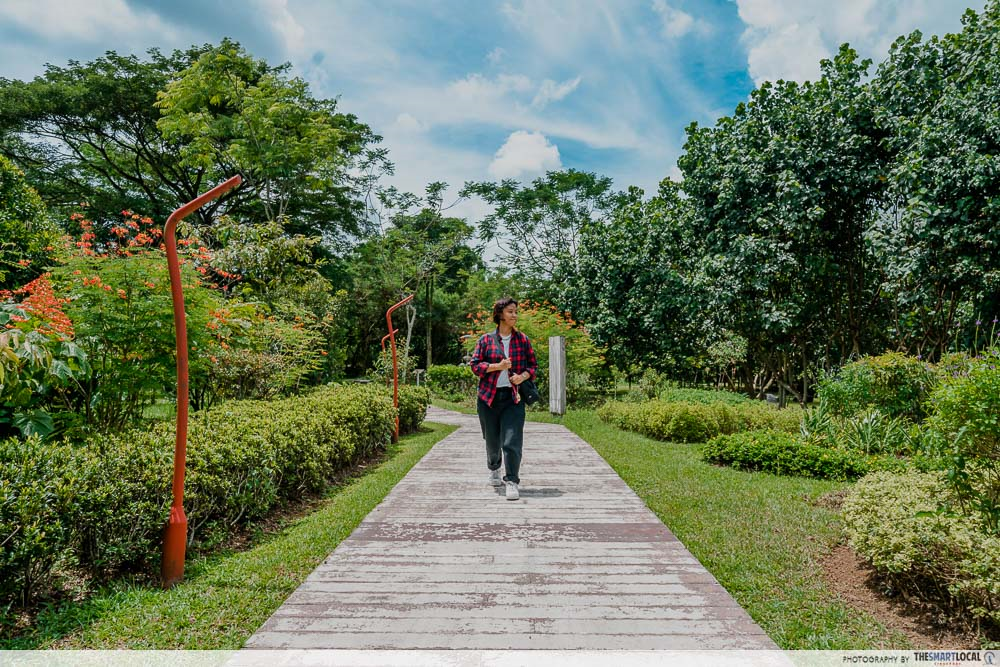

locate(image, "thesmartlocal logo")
(912, 651), (987, 666)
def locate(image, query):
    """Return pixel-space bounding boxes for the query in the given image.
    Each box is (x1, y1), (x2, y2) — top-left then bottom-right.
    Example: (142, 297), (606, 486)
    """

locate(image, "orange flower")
(117, 289), (127, 299)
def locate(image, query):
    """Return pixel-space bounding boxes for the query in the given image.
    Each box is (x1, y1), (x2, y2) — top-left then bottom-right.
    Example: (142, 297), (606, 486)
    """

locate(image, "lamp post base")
(161, 505), (187, 588)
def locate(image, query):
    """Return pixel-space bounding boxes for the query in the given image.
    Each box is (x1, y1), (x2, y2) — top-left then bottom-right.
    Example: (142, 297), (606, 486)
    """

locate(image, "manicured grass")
(5, 421), (456, 649)
(523, 408), (911, 650)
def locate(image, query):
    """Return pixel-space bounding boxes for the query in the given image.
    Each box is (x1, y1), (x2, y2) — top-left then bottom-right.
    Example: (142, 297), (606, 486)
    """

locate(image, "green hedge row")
(0, 383), (428, 608)
(844, 471), (1000, 632)
(699, 429), (900, 481)
(597, 398), (800, 443)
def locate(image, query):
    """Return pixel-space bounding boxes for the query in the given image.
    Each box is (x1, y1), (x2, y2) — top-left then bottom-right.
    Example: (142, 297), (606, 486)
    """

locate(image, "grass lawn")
(4, 421), (456, 650)
(432, 398), (911, 650)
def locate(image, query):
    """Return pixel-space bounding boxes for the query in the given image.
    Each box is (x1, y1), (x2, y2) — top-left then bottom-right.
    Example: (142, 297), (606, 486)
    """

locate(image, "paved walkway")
(244, 406), (776, 650)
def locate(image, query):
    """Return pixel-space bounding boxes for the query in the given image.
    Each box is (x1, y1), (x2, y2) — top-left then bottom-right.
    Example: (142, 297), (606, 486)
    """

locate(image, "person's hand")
(497, 358), (512, 372)
(510, 371), (526, 385)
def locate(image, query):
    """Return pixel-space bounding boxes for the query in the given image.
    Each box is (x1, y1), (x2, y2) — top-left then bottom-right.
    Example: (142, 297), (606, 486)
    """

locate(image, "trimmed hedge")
(0, 383), (427, 608)
(700, 429), (883, 480)
(844, 471), (1000, 632)
(425, 364), (476, 401)
(397, 385), (430, 435)
(598, 398), (799, 443)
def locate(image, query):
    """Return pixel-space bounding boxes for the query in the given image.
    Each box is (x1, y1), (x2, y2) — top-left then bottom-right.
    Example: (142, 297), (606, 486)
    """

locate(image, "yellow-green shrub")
(598, 398), (799, 443)
(844, 471), (1000, 631)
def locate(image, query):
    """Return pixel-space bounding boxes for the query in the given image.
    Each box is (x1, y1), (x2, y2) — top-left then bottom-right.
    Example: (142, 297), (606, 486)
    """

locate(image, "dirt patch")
(820, 544), (981, 648)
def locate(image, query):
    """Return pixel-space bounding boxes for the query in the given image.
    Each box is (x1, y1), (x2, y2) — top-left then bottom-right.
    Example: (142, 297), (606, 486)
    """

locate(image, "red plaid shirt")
(470, 328), (538, 406)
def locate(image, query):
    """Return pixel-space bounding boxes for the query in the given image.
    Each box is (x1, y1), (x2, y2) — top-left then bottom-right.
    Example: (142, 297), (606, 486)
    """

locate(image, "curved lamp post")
(161, 175), (242, 589)
(385, 295), (413, 442)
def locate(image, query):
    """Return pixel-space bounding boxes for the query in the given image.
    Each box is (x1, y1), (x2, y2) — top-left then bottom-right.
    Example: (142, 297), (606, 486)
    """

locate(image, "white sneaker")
(505, 481), (519, 500)
(489, 468), (503, 487)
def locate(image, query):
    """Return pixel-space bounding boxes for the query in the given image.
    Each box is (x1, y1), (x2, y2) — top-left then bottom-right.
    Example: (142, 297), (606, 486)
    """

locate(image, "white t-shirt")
(496, 333), (513, 388)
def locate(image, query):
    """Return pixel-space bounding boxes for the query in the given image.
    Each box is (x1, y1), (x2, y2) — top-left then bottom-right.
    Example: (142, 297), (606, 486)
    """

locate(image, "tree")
(156, 38), (385, 245)
(460, 169), (627, 301)
(0, 40), (384, 246)
(871, 2), (1000, 358)
(679, 46), (888, 401)
(569, 181), (709, 374)
(0, 155), (59, 290)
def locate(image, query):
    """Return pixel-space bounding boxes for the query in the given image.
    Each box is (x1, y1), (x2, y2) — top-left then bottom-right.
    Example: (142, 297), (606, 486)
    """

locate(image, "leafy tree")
(461, 169), (627, 300)
(0, 40), (383, 245)
(872, 3), (1000, 358)
(0, 155), (59, 290)
(156, 38), (385, 245)
(569, 181), (710, 374)
(679, 46), (888, 401)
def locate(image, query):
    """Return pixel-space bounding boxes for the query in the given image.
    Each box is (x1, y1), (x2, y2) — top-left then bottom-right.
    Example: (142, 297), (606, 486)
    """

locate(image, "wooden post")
(549, 336), (566, 415)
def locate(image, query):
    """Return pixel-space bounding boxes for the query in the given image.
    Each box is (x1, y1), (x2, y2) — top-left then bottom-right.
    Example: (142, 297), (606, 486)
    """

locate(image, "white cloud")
(0, 0), (178, 42)
(449, 73), (533, 102)
(391, 113), (425, 134)
(651, 0), (695, 38)
(735, 0), (987, 85)
(255, 0), (306, 54)
(488, 131), (561, 179)
(531, 76), (582, 109)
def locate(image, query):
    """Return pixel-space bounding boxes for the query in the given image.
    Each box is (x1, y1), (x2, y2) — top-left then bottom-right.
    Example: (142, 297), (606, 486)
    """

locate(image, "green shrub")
(925, 350), (1000, 534)
(598, 398), (798, 444)
(817, 352), (937, 421)
(425, 364), (476, 401)
(0, 383), (403, 602)
(701, 430), (874, 480)
(0, 436), (80, 605)
(397, 385), (430, 436)
(659, 387), (753, 406)
(844, 471), (1000, 630)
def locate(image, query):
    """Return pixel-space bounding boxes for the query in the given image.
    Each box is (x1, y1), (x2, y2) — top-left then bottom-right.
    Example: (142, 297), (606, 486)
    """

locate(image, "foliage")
(461, 169), (627, 298)
(598, 399), (800, 444)
(0, 383), (412, 609)
(569, 181), (710, 374)
(0, 156), (59, 291)
(678, 45), (888, 402)
(0, 436), (80, 606)
(396, 385), (430, 436)
(51, 252), (221, 430)
(425, 364), (476, 401)
(156, 38), (381, 241)
(817, 352), (937, 420)
(702, 430), (875, 481)
(872, 4), (1000, 358)
(658, 387), (753, 406)
(925, 350), (1000, 533)
(844, 471), (1000, 630)
(0, 41), (382, 238)
(0, 277), (89, 440)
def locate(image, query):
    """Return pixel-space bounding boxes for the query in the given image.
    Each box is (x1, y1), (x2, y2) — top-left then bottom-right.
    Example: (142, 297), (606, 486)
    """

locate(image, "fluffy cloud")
(651, 0), (696, 38)
(735, 0), (987, 85)
(488, 131), (562, 179)
(1, 0), (177, 42)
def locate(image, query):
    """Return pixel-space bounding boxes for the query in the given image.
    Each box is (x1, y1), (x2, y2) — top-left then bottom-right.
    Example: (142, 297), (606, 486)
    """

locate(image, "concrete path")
(244, 406), (776, 650)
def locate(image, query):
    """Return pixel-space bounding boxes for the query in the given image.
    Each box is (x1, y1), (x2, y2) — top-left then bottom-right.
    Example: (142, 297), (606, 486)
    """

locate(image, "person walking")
(470, 297), (538, 500)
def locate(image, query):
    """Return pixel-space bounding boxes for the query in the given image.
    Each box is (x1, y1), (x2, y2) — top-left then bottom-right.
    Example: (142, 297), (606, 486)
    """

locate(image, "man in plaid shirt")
(470, 297), (538, 500)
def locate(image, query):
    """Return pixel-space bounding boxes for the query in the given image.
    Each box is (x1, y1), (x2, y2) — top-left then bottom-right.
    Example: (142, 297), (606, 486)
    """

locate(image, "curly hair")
(492, 297), (519, 325)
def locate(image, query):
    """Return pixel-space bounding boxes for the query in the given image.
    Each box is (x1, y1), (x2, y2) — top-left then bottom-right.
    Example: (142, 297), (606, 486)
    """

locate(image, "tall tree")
(461, 169), (626, 302)
(872, 2), (1000, 358)
(679, 46), (888, 400)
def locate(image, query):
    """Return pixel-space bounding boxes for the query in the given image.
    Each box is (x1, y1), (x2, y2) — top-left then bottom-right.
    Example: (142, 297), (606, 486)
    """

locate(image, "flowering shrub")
(0, 275), (89, 439)
(52, 252), (222, 430)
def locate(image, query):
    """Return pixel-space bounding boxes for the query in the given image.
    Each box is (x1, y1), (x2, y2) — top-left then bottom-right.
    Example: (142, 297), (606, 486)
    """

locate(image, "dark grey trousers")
(477, 387), (525, 484)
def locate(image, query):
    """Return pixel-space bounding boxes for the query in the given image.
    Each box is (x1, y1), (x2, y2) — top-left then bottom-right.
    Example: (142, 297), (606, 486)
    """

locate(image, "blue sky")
(0, 0), (987, 221)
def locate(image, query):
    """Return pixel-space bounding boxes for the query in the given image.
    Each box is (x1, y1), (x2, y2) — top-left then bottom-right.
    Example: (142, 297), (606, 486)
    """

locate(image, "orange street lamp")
(161, 175), (242, 589)
(385, 295), (413, 442)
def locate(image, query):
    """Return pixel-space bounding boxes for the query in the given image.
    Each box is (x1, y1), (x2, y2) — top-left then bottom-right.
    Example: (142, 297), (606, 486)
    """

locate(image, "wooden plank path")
(244, 405), (776, 650)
